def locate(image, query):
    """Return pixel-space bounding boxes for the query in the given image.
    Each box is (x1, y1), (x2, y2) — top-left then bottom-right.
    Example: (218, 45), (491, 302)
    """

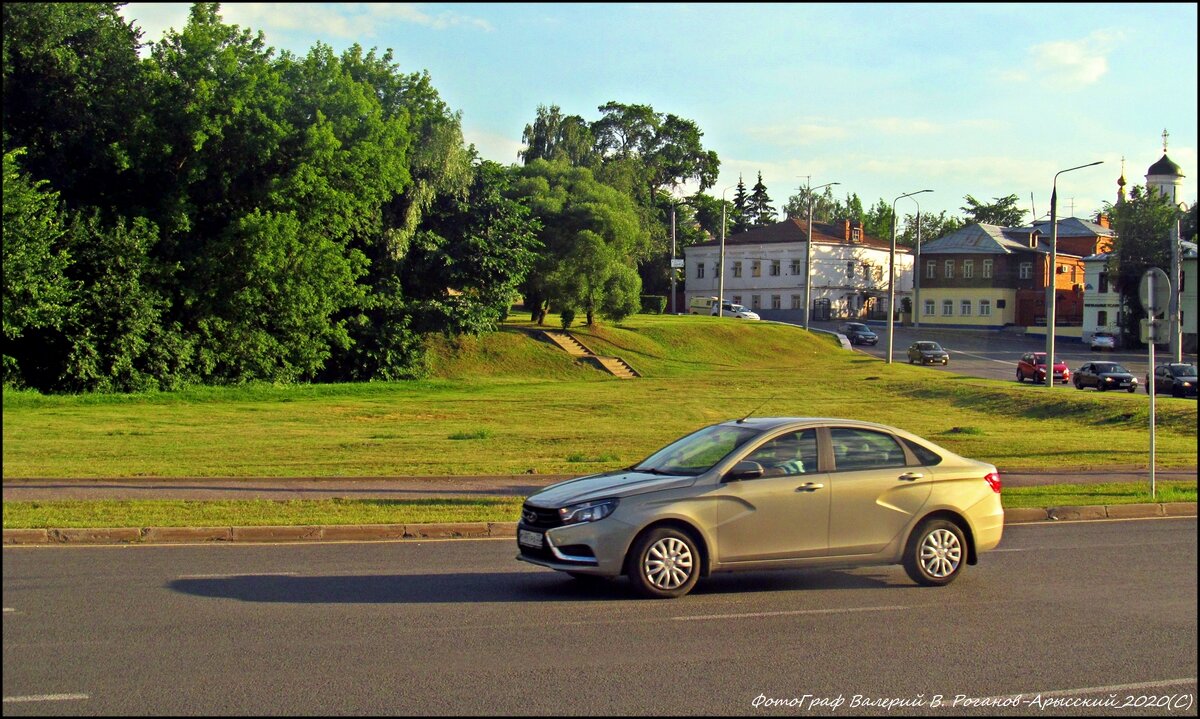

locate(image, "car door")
(1079, 363), (1094, 387)
(825, 426), (933, 557)
(714, 429), (829, 562)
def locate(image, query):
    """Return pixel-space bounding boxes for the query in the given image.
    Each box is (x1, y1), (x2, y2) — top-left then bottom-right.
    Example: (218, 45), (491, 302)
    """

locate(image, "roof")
(1026, 217), (1116, 238)
(1147, 153), (1184, 177)
(689, 218), (904, 252)
(919, 223), (1052, 255)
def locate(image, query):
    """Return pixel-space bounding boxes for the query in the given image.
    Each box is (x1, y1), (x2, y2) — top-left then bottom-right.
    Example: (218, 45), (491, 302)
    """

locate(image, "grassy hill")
(2, 313), (1195, 477)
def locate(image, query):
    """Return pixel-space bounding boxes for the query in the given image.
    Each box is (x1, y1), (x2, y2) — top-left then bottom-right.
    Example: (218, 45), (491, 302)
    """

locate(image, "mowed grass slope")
(2, 314), (1196, 478)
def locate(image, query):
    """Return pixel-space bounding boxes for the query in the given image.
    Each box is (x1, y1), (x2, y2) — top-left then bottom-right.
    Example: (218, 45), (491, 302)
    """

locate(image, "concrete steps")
(541, 331), (640, 379)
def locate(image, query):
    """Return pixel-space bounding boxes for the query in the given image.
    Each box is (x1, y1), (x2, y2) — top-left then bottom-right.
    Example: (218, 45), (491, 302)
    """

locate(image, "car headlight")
(558, 498), (619, 525)
(1104, 377), (1114, 382)
(1184, 381), (1193, 388)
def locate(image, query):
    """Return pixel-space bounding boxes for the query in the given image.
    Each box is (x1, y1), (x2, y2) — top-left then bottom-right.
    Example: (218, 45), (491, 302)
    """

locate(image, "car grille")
(521, 504), (563, 529)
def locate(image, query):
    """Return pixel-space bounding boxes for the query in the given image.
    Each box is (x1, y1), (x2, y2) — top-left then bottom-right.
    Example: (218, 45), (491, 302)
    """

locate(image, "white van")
(688, 296), (719, 315)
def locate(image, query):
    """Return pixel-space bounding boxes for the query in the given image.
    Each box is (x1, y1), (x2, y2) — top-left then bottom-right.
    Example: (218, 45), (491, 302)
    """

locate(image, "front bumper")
(515, 518), (634, 577)
(920, 355), (948, 365)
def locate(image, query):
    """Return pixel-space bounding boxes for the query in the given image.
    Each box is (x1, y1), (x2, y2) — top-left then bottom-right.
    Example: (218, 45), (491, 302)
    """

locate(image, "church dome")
(1147, 154), (1184, 177)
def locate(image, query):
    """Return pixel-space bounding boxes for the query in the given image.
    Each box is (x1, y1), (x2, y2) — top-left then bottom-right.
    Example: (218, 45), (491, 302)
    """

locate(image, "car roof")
(720, 417), (900, 432)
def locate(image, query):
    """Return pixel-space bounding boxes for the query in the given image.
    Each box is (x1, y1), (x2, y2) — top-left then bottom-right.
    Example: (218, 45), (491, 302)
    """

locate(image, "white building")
(683, 218), (913, 323)
(1081, 252), (1122, 343)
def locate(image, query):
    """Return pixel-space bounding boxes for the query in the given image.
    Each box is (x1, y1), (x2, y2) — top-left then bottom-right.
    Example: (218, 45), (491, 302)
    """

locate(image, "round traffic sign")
(1138, 267), (1170, 315)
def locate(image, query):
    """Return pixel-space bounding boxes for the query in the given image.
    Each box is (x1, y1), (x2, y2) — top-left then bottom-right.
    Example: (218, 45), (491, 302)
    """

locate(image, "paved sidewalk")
(1, 467), (1195, 501)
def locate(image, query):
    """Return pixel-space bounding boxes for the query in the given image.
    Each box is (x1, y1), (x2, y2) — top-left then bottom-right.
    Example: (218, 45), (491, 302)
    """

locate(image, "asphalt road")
(807, 320), (1198, 388)
(3, 518), (1195, 715)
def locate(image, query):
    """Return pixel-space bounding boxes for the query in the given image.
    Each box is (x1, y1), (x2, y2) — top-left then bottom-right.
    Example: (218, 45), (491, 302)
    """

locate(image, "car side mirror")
(724, 460), (764, 482)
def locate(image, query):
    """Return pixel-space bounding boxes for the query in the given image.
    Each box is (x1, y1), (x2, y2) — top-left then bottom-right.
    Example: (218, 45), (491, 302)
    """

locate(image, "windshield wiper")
(630, 466), (671, 475)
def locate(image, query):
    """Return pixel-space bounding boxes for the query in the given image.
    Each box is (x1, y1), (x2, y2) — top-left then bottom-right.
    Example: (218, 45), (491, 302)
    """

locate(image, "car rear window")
(902, 439), (943, 466)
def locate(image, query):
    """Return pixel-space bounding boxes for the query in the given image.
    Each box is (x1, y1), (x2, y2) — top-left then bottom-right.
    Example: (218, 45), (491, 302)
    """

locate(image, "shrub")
(639, 295), (667, 314)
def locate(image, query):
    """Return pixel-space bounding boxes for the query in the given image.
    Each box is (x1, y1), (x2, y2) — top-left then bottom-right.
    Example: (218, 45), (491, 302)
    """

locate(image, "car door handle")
(898, 472), (925, 481)
(795, 482), (825, 492)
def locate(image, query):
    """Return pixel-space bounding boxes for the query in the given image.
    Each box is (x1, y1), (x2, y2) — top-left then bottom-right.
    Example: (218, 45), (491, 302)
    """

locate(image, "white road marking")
(2, 694), (89, 703)
(175, 572), (298, 579)
(673, 604), (908, 621)
(947, 349), (1018, 365)
(971, 677), (1196, 702)
(3, 607), (15, 613)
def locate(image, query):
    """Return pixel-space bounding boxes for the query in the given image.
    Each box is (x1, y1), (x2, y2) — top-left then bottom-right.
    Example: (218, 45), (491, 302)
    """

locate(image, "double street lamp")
(887, 189), (932, 364)
(804, 180), (840, 330)
(1045, 161), (1103, 387)
(718, 184), (738, 316)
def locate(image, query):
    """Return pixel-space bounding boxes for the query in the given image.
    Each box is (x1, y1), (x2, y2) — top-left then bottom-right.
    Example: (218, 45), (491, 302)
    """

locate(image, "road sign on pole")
(1138, 267), (1170, 315)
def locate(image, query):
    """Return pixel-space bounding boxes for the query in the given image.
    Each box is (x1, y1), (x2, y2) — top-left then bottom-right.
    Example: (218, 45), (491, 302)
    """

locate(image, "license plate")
(518, 529), (543, 548)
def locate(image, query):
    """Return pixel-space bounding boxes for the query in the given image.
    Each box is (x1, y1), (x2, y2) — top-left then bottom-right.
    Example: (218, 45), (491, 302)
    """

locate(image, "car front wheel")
(628, 527), (701, 599)
(904, 518), (966, 586)
(1074, 378), (1082, 389)
(1016, 370), (1024, 382)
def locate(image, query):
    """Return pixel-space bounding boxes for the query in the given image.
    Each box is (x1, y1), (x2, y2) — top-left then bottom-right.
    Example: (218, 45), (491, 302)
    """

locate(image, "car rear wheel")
(904, 518), (966, 587)
(628, 527), (700, 599)
(1016, 370), (1024, 382)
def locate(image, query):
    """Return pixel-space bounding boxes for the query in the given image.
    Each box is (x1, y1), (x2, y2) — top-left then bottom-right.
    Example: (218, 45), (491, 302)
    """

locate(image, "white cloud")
(463, 127), (526, 165)
(1024, 30), (1122, 88)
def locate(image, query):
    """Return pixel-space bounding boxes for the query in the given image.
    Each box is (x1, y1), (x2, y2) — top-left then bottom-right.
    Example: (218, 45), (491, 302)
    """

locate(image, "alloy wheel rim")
(919, 528), (962, 578)
(644, 537), (693, 590)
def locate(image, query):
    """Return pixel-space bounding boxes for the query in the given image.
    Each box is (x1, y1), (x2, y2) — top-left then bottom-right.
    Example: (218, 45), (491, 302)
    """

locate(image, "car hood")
(921, 350), (947, 355)
(526, 469), (697, 508)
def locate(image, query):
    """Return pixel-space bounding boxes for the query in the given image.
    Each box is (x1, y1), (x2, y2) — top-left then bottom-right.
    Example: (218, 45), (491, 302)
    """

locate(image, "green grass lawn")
(3, 482), (1193, 529)
(3, 314), (1196, 478)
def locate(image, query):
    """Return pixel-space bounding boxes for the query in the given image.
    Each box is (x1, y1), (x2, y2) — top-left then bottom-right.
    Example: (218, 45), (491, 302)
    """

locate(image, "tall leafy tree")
(747, 171), (777, 227)
(961, 194), (1025, 226)
(784, 184), (841, 223)
(1103, 186), (1178, 345)
(510, 159), (647, 326)
(863, 198), (896, 242)
(898, 209), (964, 247)
(520, 104), (595, 167)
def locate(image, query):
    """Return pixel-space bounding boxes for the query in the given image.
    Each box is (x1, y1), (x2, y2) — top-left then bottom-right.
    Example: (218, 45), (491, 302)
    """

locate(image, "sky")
(119, 2), (1198, 226)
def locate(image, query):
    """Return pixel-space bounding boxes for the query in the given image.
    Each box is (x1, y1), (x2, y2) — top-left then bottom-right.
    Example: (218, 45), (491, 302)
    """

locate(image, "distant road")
(2, 518), (1195, 715)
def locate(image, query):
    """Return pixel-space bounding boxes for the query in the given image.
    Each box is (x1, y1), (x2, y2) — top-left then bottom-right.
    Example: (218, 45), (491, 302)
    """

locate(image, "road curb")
(2, 503), (1196, 545)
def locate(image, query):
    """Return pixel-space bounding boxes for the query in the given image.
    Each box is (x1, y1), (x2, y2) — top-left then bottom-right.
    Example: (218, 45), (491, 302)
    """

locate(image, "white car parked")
(1090, 331), (1117, 351)
(711, 301), (760, 320)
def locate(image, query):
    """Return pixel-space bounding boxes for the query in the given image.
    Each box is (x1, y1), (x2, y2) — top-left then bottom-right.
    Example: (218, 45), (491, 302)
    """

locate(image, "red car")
(1016, 352), (1070, 384)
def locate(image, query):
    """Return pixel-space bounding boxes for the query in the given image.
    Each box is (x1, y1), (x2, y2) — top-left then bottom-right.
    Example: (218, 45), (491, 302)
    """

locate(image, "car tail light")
(984, 472), (1002, 493)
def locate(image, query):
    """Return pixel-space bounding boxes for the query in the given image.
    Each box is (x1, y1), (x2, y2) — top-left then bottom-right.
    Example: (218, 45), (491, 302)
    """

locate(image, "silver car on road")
(517, 418), (1005, 598)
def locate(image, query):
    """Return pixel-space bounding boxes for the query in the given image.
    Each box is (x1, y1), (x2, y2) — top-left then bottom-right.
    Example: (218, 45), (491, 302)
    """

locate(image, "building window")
(791, 259), (802, 275)
(695, 264), (704, 279)
(963, 260), (974, 279)
(944, 260), (955, 279)
(1099, 272), (1108, 293)
(1070, 266), (1077, 282)
(770, 260), (780, 277)
(733, 261), (742, 278)
(942, 300), (953, 316)
(751, 295), (761, 309)
(925, 299), (935, 316)
(752, 261), (761, 278)
(961, 300), (972, 316)
(771, 295), (781, 309)
(1097, 310), (1107, 327)
(847, 261), (855, 278)
(983, 259), (993, 279)
(732, 295), (742, 305)
(791, 295), (802, 309)
(927, 261), (936, 279)
(852, 227), (861, 242)
(1019, 262), (1032, 280)
(980, 300), (991, 316)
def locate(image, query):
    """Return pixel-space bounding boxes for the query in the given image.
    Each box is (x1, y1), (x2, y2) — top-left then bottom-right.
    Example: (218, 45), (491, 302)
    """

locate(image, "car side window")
(830, 428), (907, 471)
(743, 429), (819, 478)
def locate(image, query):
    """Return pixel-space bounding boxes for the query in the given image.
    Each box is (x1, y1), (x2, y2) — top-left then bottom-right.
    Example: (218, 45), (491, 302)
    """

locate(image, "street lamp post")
(1045, 161), (1103, 387)
(718, 185), (737, 317)
(887, 189), (932, 364)
(910, 196), (923, 329)
(670, 204), (677, 315)
(804, 180), (840, 330)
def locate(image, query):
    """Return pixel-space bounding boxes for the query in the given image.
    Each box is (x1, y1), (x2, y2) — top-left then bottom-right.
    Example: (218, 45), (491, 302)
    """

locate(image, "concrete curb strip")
(2, 504), (1196, 545)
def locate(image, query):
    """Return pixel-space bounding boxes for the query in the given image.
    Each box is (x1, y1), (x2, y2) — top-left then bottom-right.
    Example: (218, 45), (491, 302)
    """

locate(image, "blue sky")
(120, 3), (1197, 225)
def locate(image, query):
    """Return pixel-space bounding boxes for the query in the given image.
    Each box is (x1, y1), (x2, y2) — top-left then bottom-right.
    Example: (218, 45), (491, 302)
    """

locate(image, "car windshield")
(1095, 363), (1128, 373)
(917, 342), (942, 351)
(847, 324), (867, 331)
(631, 424), (761, 476)
(1170, 365), (1197, 377)
(1034, 356), (1063, 365)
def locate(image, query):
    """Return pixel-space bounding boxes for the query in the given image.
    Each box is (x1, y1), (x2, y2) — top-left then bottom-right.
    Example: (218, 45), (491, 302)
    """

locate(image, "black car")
(839, 322), (878, 345)
(1147, 363), (1198, 398)
(907, 341), (949, 365)
(1074, 361), (1138, 393)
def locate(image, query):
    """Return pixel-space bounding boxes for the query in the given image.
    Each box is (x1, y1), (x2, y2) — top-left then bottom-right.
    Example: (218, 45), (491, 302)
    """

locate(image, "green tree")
(520, 104), (596, 167)
(2, 2), (145, 215)
(2, 149), (73, 387)
(402, 160), (541, 334)
(747, 171), (776, 227)
(784, 184), (840, 223)
(1103, 186), (1179, 345)
(863, 198), (895, 242)
(510, 160), (646, 326)
(731, 175), (750, 234)
(961, 194), (1025, 226)
(898, 209), (964, 247)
